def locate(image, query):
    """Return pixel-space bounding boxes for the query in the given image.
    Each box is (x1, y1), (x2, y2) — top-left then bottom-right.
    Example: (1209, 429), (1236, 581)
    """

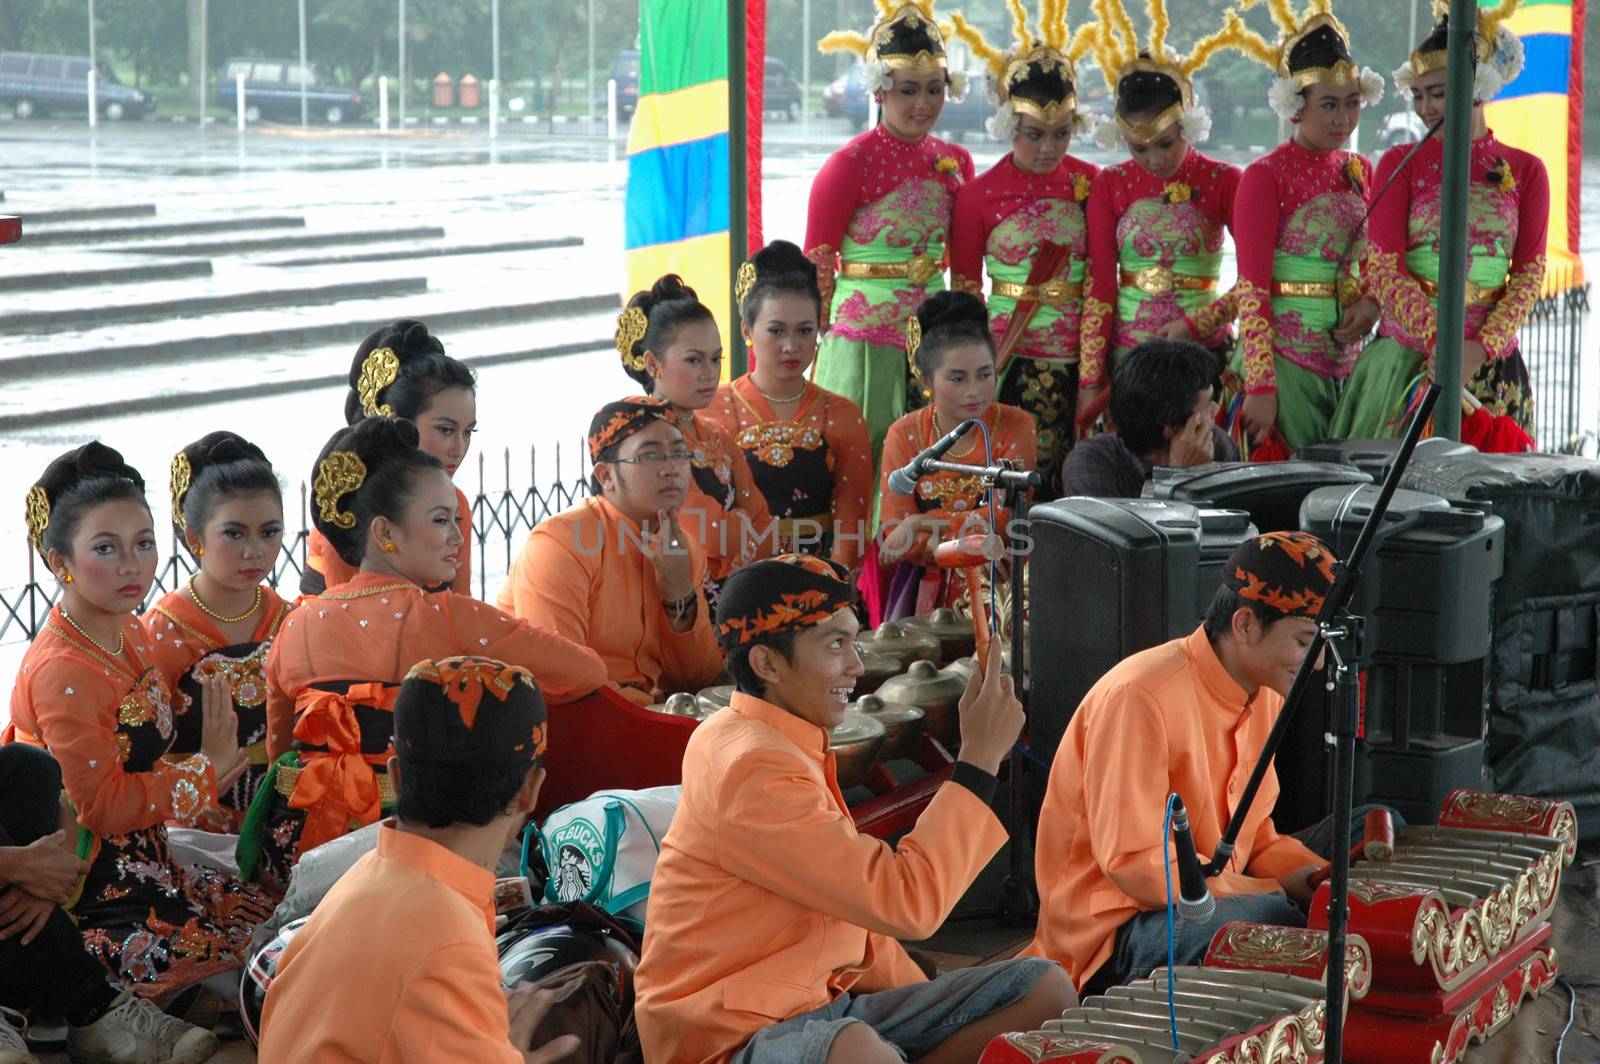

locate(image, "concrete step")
(0, 255), (213, 292)
(20, 215), (306, 246)
(0, 276), (428, 335)
(0, 290), (619, 381)
(12, 204), (158, 225)
(0, 313), (617, 431)
(106, 224), (446, 257)
(261, 235), (581, 268)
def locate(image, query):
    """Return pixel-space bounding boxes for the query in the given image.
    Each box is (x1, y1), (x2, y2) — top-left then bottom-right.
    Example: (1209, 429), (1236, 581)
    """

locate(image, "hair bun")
(751, 240), (814, 278)
(346, 319), (446, 388)
(644, 273), (698, 309)
(189, 431), (268, 472)
(917, 289), (988, 332)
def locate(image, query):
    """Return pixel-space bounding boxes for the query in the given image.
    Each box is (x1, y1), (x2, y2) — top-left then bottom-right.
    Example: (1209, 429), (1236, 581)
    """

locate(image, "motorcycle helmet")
(496, 923), (639, 1007)
(239, 917), (310, 1048)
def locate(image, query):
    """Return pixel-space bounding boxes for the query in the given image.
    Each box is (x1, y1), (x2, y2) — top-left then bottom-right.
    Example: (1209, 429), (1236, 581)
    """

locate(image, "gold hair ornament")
(25, 485), (50, 555)
(1406, 0), (1519, 79)
(313, 451), (367, 531)
(905, 316), (924, 373)
(357, 347), (400, 417)
(615, 306), (649, 373)
(1092, 0), (1256, 139)
(734, 261), (758, 307)
(170, 452), (193, 531)
(820, 1), (948, 78)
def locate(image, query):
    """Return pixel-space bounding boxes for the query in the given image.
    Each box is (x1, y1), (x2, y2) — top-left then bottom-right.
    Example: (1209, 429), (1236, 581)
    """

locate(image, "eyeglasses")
(611, 450), (694, 467)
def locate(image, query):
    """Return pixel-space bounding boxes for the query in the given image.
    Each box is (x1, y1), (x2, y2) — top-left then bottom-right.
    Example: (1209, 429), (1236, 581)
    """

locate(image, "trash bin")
(457, 73), (480, 110)
(432, 72), (455, 109)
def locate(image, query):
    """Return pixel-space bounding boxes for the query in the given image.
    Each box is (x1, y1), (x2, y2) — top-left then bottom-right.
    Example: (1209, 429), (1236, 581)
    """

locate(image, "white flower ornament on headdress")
(1358, 67), (1385, 107)
(946, 69), (969, 102)
(1180, 104), (1212, 144)
(1072, 109), (1099, 136)
(1094, 113), (1125, 150)
(1267, 76), (1304, 120)
(1474, 23), (1524, 101)
(872, 59), (896, 93)
(987, 99), (1019, 140)
(1392, 60), (1415, 96)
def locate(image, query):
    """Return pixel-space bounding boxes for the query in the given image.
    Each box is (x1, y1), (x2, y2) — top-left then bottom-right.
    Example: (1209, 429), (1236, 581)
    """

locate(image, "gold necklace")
(60, 605), (125, 659)
(931, 408), (979, 459)
(753, 377), (807, 405)
(189, 574), (263, 625)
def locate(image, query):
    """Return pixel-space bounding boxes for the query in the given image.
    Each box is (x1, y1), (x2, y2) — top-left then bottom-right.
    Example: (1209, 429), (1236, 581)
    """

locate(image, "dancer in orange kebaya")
(145, 431), (290, 833)
(249, 418), (604, 887)
(8, 442), (273, 1000)
(635, 557), (1073, 1064)
(303, 319), (479, 596)
(258, 657), (578, 1064)
(615, 276), (772, 594)
(703, 241), (873, 571)
(498, 398), (724, 707)
(872, 292), (1035, 624)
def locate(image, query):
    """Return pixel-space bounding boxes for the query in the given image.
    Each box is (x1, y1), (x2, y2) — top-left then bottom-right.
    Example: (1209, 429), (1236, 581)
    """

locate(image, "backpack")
(526, 786), (679, 928)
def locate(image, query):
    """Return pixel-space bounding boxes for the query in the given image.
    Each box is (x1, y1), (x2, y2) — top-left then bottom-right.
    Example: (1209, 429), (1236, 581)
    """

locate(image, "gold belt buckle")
(1338, 278), (1363, 307)
(1038, 277), (1070, 308)
(1135, 266), (1174, 296)
(906, 254), (937, 286)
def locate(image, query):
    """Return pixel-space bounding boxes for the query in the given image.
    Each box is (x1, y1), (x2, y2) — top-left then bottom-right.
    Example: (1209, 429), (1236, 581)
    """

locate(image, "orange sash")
(287, 682), (400, 854)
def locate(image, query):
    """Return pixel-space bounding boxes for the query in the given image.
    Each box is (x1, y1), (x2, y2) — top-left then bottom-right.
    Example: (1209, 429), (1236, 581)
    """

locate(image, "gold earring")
(62, 572), (74, 584)
(195, 546), (205, 557)
(921, 388), (933, 400)
(384, 542), (397, 554)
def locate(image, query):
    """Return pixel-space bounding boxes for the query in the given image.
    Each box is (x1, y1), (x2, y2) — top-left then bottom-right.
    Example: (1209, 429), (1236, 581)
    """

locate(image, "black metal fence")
(0, 441), (592, 648)
(1519, 268), (1592, 454)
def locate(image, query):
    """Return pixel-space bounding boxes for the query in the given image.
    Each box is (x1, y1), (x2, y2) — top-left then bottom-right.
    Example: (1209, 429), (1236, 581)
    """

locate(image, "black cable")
(1325, 118), (1444, 339)
(1552, 976), (1576, 1062)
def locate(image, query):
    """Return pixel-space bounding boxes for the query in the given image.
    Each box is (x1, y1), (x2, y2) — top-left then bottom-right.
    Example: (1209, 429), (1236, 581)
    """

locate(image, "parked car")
(765, 58), (802, 120)
(218, 58), (364, 124)
(611, 52), (801, 122)
(0, 51), (153, 120)
(1378, 107), (1427, 148)
(829, 64), (872, 129)
(612, 50), (640, 117)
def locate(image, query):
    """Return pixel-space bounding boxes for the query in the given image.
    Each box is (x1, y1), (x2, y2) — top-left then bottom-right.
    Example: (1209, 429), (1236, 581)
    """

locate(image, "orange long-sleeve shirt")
(496, 496), (724, 707)
(265, 572), (605, 761)
(1023, 627), (1323, 989)
(258, 823), (522, 1063)
(635, 693), (1008, 1064)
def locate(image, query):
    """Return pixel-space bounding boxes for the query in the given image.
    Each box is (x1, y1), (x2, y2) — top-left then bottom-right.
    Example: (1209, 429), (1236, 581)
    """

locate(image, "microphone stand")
(921, 456), (1041, 925)
(1195, 382), (1442, 1063)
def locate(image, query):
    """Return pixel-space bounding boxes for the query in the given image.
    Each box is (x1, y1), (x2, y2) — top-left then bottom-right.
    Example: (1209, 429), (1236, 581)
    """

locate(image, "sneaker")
(65, 991), (219, 1064)
(0, 1008), (38, 1064)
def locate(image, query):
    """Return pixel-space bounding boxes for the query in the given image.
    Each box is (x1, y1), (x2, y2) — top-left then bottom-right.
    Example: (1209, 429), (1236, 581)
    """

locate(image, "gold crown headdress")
(947, 2), (1098, 131)
(820, 1), (949, 79)
(1398, 0), (1524, 101)
(1230, 0), (1384, 119)
(1090, 0), (1257, 143)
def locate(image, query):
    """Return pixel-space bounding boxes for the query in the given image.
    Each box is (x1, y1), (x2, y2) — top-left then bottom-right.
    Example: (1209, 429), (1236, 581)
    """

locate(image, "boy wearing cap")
(499, 397), (725, 706)
(1026, 531), (1344, 993)
(636, 555), (1075, 1064)
(258, 657), (577, 1064)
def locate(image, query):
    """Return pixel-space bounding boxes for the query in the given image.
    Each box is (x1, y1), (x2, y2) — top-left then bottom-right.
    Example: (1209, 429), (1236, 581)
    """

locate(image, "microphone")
(1169, 795), (1215, 925)
(886, 417), (982, 495)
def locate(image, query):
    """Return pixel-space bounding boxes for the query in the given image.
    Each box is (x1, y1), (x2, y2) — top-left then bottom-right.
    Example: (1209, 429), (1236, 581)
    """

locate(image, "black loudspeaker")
(1287, 485), (1506, 829)
(1028, 499), (1256, 783)
(1297, 437), (1479, 482)
(1398, 453), (1600, 838)
(1147, 461), (1373, 533)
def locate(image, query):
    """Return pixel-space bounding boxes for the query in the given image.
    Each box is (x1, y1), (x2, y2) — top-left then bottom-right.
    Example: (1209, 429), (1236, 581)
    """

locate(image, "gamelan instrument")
(1303, 789), (1577, 1064)
(982, 923), (1374, 1064)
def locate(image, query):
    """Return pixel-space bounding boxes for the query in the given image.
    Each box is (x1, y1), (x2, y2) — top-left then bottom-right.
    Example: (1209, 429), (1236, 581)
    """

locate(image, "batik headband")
(1223, 530), (1339, 619)
(716, 554), (855, 647)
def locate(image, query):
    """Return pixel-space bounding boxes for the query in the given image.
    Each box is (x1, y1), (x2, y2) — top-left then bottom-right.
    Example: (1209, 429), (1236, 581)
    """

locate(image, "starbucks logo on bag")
(551, 817), (604, 902)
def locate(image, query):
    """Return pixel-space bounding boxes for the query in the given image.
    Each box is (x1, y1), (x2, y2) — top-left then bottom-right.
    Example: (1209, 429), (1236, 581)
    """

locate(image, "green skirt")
(815, 334), (909, 466)
(1226, 351), (1343, 453)
(1331, 339), (1536, 440)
